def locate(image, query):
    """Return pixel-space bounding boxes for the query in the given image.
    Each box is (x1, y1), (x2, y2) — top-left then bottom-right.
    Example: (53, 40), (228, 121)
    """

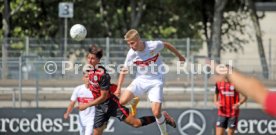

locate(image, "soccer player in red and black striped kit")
(214, 75), (247, 135)
(208, 60), (276, 119)
(78, 45), (158, 135)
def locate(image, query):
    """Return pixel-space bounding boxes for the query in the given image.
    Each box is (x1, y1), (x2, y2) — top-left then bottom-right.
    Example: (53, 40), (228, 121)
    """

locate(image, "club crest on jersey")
(94, 75), (98, 81)
(230, 85), (235, 91)
(89, 80), (99, 87)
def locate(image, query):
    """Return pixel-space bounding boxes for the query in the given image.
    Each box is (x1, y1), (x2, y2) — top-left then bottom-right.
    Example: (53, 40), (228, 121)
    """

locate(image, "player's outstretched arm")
(78, 90), (109, 111)
(163, 42), (185, 62)
(226, 70), (276, 117)
(208, 60), (267, 106)
(226, 70), (267, 106)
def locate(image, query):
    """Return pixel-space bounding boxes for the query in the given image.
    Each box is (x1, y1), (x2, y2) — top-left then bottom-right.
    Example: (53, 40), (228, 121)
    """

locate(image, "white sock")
(156, 114), (167, 135)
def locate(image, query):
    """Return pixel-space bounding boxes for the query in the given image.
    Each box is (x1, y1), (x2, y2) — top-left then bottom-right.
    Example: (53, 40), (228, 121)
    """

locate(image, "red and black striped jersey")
(216, 81), (240, 117)
(88, 66), (111, 99)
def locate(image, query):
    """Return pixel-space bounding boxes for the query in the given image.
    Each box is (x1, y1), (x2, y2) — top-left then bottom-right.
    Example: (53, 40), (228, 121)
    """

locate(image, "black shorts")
(94, 95), (129, 128)
(216, 116), (238, 129)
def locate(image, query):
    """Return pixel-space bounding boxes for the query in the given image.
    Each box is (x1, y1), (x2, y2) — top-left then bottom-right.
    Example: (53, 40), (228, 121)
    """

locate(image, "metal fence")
(0, 37), (203, 80)
(1, 37), (275, 80)
(0, 37), (275, 108)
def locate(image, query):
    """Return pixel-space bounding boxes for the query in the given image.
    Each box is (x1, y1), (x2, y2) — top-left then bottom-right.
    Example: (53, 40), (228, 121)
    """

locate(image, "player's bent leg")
(93, 125), (106, 135)
(151, 102), (162, 117)
(129, 96), (140, 116)
(119, 90), (135, 105)
(151, 102), (168, 135)
(124, 114), (156, 128)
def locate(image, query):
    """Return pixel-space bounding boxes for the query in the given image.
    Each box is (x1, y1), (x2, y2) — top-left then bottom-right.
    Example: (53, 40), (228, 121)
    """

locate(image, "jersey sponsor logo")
(221, 91), (234, 96)
(133, 54), (159, 66)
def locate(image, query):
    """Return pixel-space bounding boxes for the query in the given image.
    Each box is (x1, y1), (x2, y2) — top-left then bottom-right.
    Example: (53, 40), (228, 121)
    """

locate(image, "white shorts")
(79, 124), (93, 135)
(79, 117), (94, 135)
(127, 76), (164, 103)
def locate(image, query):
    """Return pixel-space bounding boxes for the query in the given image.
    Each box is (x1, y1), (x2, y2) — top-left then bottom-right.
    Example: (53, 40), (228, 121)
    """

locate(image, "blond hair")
(124, 29), (140, 41)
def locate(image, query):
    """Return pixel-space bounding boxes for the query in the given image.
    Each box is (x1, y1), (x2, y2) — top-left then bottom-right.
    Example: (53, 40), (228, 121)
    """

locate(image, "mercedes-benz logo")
(177, 110), (206, 135)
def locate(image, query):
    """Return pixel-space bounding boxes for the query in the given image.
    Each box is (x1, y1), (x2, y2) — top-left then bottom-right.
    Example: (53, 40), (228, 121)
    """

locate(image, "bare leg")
(152, 102), (167, 135)
(152, 102), (162, 118)
(216, 127), (225, 135)
(227, 128), (235, 135)
(119, 90), (135, 105)
(124, 115), (142, 128)
(93, 124), (106, 135)
(124, 114), (155, 128)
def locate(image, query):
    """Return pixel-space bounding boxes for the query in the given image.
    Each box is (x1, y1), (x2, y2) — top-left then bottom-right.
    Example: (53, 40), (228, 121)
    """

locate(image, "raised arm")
(163, 42), (185, 62)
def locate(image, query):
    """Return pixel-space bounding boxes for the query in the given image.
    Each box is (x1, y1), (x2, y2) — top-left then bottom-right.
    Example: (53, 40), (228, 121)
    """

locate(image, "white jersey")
(124, 40), (164, 79)
(71, 84), (95, 127)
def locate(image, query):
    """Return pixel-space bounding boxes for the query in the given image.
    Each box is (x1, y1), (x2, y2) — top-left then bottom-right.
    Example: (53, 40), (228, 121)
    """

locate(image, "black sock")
(139, 116), (156, 126)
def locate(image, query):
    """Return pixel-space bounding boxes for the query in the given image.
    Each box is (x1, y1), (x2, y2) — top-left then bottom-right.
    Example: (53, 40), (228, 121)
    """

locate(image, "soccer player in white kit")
(64, 72), (95, 135)
(116, 29), (186, 135)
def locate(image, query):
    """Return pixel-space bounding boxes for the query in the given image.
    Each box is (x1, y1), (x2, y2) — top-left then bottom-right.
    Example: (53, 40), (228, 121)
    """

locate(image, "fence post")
(12, 88), (16, 108)
(204, 71), (208, 107)
(105, 37), (110, 66)
(64, 18), (68, 58)
(35, 62), (39, 108)
(18, 56), (22, 108)
(25, 37), (29, 55)
(186, 38), (190, 61)
(269, 38), (272, 79)
(25, 37), (29, 79)
(190, 55), (194, 107)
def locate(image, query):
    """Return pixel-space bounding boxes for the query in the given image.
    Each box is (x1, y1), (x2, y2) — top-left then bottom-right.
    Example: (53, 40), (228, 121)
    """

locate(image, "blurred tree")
(1, 0), (203, 38)
(0, 0), (270, 63)
(200, 0), (252, 59)
(210, 0), (228, 63)
(1, 0), (25, 79)
(246, 0), (269, 78)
